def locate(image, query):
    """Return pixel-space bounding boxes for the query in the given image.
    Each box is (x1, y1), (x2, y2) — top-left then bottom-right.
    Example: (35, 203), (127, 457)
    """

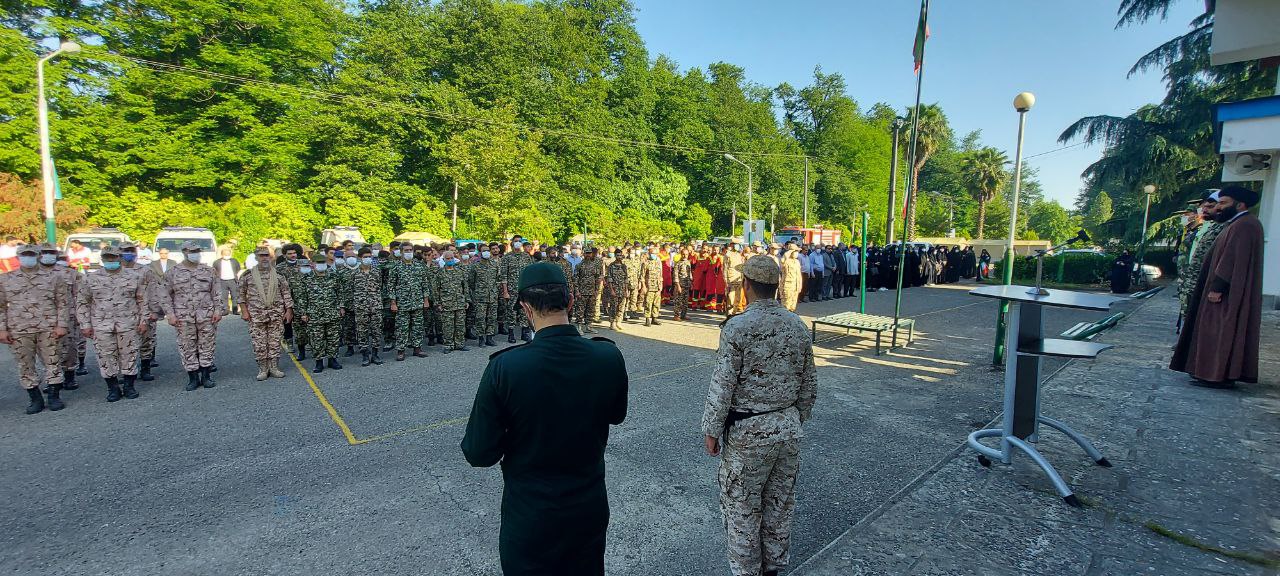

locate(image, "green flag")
(913, 0), (930, 74)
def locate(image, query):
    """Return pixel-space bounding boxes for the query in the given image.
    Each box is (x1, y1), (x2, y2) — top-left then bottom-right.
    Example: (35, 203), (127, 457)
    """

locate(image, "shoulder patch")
(488, 343), (527, 360)
(589, 336), (616, 345)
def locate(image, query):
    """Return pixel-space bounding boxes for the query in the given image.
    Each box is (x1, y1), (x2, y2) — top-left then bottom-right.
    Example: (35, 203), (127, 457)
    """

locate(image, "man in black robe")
(1110, 250), (1134, 294)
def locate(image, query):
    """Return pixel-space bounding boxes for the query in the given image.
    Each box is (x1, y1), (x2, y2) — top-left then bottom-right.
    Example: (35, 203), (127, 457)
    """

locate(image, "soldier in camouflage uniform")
(623, 247), (642, 321)
(500, 237), (535, 343)
(351, 248), (385, 366)
(423, 247), (443, 347)
(639, 247), (664, 326)
(672, 247), (693, 321)
(78, 246), (148, 402)
(1, 244), (70, 413)
(434, 249), (470, 352)
(379, 242), (400, 350)
(572, 246), (605, 333)
(240, 247), (294, 381)
(469, 243), (502, 347)
(1180, 192), (1224, 317)
(120, 243), (157, 381)
(298, 252), (343, 372)
(604, 250), (630, 331)
(701, 255), (817, 576)
(46, 246), (85, 391)
(276, 245), (308, 358)
(140, 248), (171, 379)
(163, 241), (224, 391)
(460, 245), (478, 341)
(337, 251), (359, 357)
(388, 243), (429, 360)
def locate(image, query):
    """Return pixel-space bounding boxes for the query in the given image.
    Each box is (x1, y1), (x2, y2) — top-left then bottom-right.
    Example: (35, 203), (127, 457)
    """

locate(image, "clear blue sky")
(630, 0), (1205, 208)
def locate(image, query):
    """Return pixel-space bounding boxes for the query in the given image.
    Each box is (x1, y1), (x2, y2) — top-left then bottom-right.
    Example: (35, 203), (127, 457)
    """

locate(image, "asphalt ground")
(0, 281), (1132, 576)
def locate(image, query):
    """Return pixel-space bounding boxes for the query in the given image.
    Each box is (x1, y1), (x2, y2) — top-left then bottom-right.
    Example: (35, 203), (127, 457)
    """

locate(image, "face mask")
(18, 256), (37, 268)
(481, 251), (491, 259)
(185, 253), (200, 263)
(300, 266), (312, 275)
(39, 254), (57, 265)
(361, 257), (374, 266)
(392, 249), (401, 257)
(345, 256), (358, 267)
(512, 242), (523, 250)
(122, 253), (137, 263)
(446, 259), (458, 267)
(650, 253), (658, 260)
(402, 252), (414, 261)
(103, 261), (122, 271)
(55, 261), (68, 268)
(314, 263), (328, 272)
(286, 255), (297, 263)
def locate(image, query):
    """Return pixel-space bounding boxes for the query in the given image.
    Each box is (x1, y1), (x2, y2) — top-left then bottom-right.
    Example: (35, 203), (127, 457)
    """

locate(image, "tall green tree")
(903, 104), (951, 240)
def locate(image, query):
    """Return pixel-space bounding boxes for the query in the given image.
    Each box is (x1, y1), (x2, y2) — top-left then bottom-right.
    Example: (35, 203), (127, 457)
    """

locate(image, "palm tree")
(961, 147), (1009, 239)
(904, 104), (952, 240)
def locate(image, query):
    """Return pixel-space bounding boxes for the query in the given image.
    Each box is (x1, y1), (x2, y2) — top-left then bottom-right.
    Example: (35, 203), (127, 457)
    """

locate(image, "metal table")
(968, 285), (1122, 507)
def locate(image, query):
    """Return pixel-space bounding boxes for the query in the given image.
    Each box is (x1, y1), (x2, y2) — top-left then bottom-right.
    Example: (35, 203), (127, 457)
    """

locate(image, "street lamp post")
(887, 117), (906, 245)
(1137, 184), (1155, 275)
(724, 153), (753, 240)
(770, 203), (776, 240)
(993, 91), (1035, 366)
(37, 40), (80, 244)
(803, 156), (810, 229)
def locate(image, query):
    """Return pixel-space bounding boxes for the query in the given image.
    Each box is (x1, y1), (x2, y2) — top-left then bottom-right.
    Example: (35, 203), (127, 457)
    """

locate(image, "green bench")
(1060, 312), (1126, 341)
(1129, 285), (1164, 299)
(812, 312), (915, 355)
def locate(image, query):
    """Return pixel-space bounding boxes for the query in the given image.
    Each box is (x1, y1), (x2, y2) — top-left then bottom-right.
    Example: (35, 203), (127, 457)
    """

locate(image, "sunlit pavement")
(0, 282), (1129, 575)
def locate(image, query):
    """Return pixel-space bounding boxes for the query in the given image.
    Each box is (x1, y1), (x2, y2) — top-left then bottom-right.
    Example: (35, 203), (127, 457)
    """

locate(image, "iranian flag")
(913, 0), (929, 74)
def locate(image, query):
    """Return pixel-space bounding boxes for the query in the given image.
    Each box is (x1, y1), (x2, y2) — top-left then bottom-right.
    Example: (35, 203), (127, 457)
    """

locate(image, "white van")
(63, 228), (132, 267)
(321, 227), (365, 247)
(153, 227), (219, 266)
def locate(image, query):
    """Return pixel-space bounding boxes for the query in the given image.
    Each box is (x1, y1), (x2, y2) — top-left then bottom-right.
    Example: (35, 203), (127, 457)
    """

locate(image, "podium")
(967, 285), (1122, 507)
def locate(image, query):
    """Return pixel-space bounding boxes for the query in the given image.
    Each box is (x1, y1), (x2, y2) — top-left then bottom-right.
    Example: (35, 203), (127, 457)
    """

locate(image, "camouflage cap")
(180, 240), (201, 252)
(739, 254), (780, 284)
(517, 261), (567, 292)
(17, 244), (39, 255)
(253, 246), (271, 256)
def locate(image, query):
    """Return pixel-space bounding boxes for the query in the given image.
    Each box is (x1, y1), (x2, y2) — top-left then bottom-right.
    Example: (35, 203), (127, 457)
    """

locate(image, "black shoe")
(456, 345), (470, 352)
(122, 375), (139, 399)
(643, 318), (651, 327)
(442, 347), (452, 354)
(209, 364), (217, 373)
(344, 346), (354, 357)
(370, 351), (384, 365)
(508, 332), (517, 344)
(76, 356), (88, 376)
(465, 327), (475, 339)
(477, 336), (486, 348)
(521, 329), (532, 342)
(105, 377), (122, 403)
(25, 387), (44, 414)
(297, 346), (307, 360)
(140, 363), (154, 381)
(185, 371), (200, 391)
(200, 366), (215, 388)
(45, 385), (64, 411)
(327, 358), (342, 370)
(498, 324), (508, 335)
(484, 336), (495, 347)
(62, 370), (78, 391)
(361, 351), (371, 367)
(314, 359), (324, 373)
(148, 358), (159, 368)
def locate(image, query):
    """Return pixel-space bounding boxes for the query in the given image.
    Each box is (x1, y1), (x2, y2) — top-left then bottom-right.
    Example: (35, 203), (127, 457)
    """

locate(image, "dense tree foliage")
(1, 0), (1069, 257)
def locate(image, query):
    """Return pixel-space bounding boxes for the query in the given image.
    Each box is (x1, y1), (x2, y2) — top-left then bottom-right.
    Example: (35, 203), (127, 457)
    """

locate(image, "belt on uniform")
(723, 405), (793, 436)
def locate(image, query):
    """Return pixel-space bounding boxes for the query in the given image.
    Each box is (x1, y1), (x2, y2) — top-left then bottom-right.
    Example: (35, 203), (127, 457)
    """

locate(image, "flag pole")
(892, 0), (929, 349)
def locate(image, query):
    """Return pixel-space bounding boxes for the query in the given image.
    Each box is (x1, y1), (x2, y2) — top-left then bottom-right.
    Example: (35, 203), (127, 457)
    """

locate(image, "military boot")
(297, 345), (307, 360)
(200, 366), (216, 388)
(25, 388), (44, 414)
(140, 362), (154, 382)
(105, 377), (122, 402)
(396, 349), (405, 361)
(313, 359), (324, 373)
(507, 331), (517, 344)
(185, 371), (200, 391)
(344, 346), (354, 357)
(456, 343), (470, 352)
(498, 323), (508, 335)
(651, 318), (661, 326)
(62, 369), (78, 391)
(477, 335), (486, 348)
(521, 328), (532, 342)
(412, 347), (427, 358)
(484, 336), (495, 347)
(149, 358), (159, 368)
(370, 350), (384, 365)
(360, 350), (371, 367)
(121, 375), (139, 400)
(465, 326), (475, 340)
(268, 361), (285, 378)
(45, 385), (64, 411)
(327, 357), (342, 370)
(209, 363), (217, 373)
(643, 318), (651, 327)
(255, 361), (269, 381)
(76, 355), (88, 376)
(585, 324), (597, 334)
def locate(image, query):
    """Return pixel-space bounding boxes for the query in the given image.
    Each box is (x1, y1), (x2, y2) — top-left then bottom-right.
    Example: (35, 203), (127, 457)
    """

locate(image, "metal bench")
(1129, 285), (1165, 299)
(1060, 312), (1126, 340)
(812, 312), (915, 355)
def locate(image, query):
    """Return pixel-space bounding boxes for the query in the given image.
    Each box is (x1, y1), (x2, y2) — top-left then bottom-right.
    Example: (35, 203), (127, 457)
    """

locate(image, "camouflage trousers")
(248, 318), (284, 363)
(627, 286), (642, 314)
(726, 282), (744, 316)
(353, 309), (383, 352)
(309, 318), (340, 359)
(498, 295), (513, 328)
(62, 315), (85, 369)
(465, 303), (476, 335)
(140, 317), (157, 360)
(427, 307), (442, 339)
(90, 329), (140, 378)
(340, 311), (356, 349)
(642, 290), (661, 319)
(503, 296), (529, 329)
(175, 319), (217, 372)
(440, 309), (466, 349)
(293, 319), (310, 350)
(672, 284), (690, 317)
(778, 287), (800, 312)
(718, 437), (801, 576)
(381, 303), (395, 344)
(574, 291), (600, 325)
(606, 288), (627, 322)
(394, 308), (424, 351)
(473, 302), (498, 337)
(10, 332), (64, 390)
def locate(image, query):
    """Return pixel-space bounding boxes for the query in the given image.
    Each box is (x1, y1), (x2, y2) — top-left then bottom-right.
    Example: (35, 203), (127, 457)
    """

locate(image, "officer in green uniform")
(461, 262), (629, 576)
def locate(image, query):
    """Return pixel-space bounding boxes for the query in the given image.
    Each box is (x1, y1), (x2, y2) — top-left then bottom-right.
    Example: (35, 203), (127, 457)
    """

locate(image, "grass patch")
(1143, 521), (1280, 569)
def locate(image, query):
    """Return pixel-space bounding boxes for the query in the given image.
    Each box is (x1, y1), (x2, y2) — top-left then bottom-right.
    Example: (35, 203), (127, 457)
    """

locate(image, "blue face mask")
(122, 253), (137, 263)
(103, 261), (122, 271)
(445, 259), (458, 267)
(650, 253), (658, 260)
(361, 257), (374, 266)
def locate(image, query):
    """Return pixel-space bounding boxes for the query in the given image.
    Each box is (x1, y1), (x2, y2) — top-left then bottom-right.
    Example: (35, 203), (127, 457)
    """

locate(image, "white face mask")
(402, 252), (414, 261)
(185, 252), (201, 263)
(18, 256), (37, 268)
(39, 254), (57, 265)
(314, 263), (328, 272)
(392, 249), (401, 257)
(361, 257), (374, 266)
(512, 242), (523, 250)
(300, 265), (312, 274)
(345, 256), (358, 267)
(481, 251), (491, 259)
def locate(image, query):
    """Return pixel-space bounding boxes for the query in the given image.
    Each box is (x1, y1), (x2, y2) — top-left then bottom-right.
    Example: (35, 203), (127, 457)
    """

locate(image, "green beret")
(517, 261), (566, 292)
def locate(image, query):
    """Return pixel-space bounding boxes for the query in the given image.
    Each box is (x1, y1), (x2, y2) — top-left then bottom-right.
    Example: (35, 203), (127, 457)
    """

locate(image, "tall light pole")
(1138, 184), (1155, 273)
(770, 203), (777, 240)
(37, 40), (80, 244)
(803, 156), (810, 229)
(724, 153), (753, 239)
(993, 91), (1035, 366)
(887, 117), (906, 245)
(451, 181), (459, 239)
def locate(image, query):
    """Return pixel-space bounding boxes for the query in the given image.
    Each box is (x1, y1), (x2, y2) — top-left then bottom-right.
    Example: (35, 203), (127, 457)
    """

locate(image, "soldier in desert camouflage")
(77, 246), (149, 402)
(701, 255), (817, 576)
(164, 241), (223, 391)
(604, 249), (629, 331)
(0, 244), (70, 414)
(46, 245), (85, 391)
(239, 247), (294, 381)
(639, 246), (664, 326)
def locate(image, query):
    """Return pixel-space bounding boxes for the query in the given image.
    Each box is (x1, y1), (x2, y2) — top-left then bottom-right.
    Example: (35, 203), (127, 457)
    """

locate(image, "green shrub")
(1010, 253), (1111, 285)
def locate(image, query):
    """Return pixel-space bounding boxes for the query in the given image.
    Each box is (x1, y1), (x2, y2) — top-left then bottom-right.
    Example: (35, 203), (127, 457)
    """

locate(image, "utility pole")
(803, 156), (810, 229)
(887, 117), (906, 246)
(451, 181), (459, 239)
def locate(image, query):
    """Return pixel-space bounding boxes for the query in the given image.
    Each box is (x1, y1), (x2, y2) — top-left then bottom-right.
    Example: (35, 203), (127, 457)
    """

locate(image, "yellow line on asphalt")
(287, 351), (362, 446)
(358, 417), (471, 444)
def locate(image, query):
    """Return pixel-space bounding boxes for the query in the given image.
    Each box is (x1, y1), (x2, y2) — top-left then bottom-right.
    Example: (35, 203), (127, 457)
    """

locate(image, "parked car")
(321, 226), (365, 247)
(153, 227), (218, 266)
(63, 228), (131, 267)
